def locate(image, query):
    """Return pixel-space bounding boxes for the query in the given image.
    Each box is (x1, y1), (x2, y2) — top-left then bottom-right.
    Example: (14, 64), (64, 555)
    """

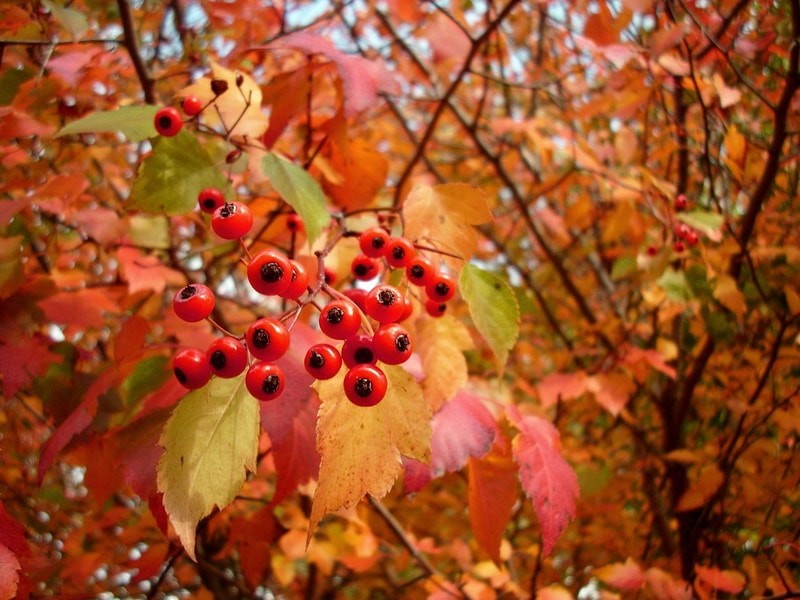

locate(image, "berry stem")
(206, 316), (238, 338)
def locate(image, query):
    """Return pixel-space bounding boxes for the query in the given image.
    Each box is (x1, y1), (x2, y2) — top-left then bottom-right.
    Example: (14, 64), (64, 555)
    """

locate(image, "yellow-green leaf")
(157, 374), (260, 560)
(459, 264), (520, 374)
(56, 106), (158, 142)
(415, 313), (473, 411)
(310, 365), (431, 540)
(676, 210), (724, 242)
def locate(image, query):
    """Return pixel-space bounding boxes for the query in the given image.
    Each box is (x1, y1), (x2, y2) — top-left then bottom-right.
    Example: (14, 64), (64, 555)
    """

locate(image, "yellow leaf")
(784, 285), (800, 314)
(663, 449), (702, 464)
(402, 183), (492, 270)
(309, 366), (431, 540)
(676, 464), (724, 512)
(713, 275), (746, 317)
(614, 126), (638, 165)
(415, 314), (473, 410)
(157, 374), (260, 560)
(586, 372), (635, 416)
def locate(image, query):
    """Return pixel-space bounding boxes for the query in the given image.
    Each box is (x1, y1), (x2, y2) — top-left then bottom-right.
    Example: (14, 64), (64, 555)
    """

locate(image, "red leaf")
(0, 502), (31, 600)
(402, 457), (433, 493)
(0, 337), (58, 396)
(0, 107), (56, 140)
(694, 565), (746, 594)
(38, 288), (119, 329)
(0, 543), (21, 600)
(0, 502), (30, 559)
(468, 439), (518, 563)
(536, 371), (587, 408)
(229, 506), (282, 587)
(431, 389), (498, 474)
(261, 67), (311, 149)
(0, 199), (29, 226)
(507, 406), (578, 556)
(116, 408), (172, 498)
(117, 247), (185, 295)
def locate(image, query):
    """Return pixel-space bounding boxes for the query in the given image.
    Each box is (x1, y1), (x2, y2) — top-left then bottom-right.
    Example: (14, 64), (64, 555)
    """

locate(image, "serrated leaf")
(157, 374), (260, 560)
(130, 131), (227, 214)
(459, 264), (520, 374)
(56, 106), (159, 142)
(657, 268), (692, 302)
(416, 314), (473, 410)
(261, 152), (330, 245)
(431, 389), (498, 474)
(676, 210), (724, 242)
(310, 365), (431, 540)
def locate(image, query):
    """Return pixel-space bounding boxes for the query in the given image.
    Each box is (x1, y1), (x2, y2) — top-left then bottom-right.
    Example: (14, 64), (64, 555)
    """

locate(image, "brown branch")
(117, 0), (155, 103)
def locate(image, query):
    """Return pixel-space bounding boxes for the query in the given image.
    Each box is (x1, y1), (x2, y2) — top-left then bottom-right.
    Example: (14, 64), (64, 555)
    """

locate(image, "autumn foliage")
(1, 0), (799, 598)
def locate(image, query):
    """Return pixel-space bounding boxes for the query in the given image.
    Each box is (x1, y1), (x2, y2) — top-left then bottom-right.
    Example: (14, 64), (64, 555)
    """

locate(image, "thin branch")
(117, 0), (155, 103)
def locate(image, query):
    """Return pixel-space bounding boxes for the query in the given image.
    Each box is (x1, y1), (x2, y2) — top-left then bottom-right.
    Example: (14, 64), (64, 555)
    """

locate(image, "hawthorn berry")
(426, 272), (456, 302)
(323, 267), (337, 286)
(341, 334), (377, 368)
(676, 223), (693, 241)
(181, 95), (203, 117)
(343, 288), (368, 312)
(206, 337), (248, 378)
(304, 344), (342, 380)
(344, 364), (388, 407)
(247, 250), (292, 296)
(319, 300), (361, 340)
(385, 237), (416, 268)
(686, 230), (699, 247)
(364, 284), (405, 324)
(198, 187), (225, 214)
(646, 245), (659, 257)
(286, 213), (304, 233)
(173, 348), (212, 389)
(373, 323), (412, 365)
(424, 299), (447, 318)
(245, 317), (290, 362)
(246, 362), (285, 401)
(280, 260), (309, 300)
(173, 283), (215, 322)
(674, 193), (689, 211)
(352, 254), (381, 281)
(406, 255), (437, 287)
(211, 201), (253, 240)
(673, 240), (687, 254)
(154, 106), (183, 137)
(359, 227), (390, 258)
(398, 294), (413, 321)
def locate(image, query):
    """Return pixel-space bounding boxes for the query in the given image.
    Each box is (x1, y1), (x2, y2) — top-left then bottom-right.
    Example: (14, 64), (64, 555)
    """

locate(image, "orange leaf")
(595, 557), (645, 590)
(694, 565), (746, 594)
(536, 371), (587, 408)
(586, 372), (636, 416)
(676, 464), (724, 512)
(322, 136), (388, 211)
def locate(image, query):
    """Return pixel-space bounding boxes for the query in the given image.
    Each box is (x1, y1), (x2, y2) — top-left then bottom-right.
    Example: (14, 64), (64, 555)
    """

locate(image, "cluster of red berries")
(153, 95), (205, 137)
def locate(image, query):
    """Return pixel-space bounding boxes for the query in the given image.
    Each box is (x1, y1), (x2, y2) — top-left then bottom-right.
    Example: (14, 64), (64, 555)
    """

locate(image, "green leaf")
(0, 68), (33, 106)
(129, 215), (172, 249)
(459, 264), (520, 374)
(261, 152), (329, 245)
(677, 210), (724, 242)
(130, 131), (228, 215)
(657, 268), (693, 302)
(611, 256), (636, 280)
(42, 0), (88, 38)
(157, 374), (260, 560)
(56, 106), (159, 142)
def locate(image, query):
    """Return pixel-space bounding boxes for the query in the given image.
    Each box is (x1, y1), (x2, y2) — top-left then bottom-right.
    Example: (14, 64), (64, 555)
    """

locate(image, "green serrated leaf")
(261, 152), (330, 245)
(130, 131), (227, 215)
(677, 210), (724, 241)
(157, 374), (259, 561)
(459, 264), (520, 374)
(657, 268), (693, 302)
(56, 106), (159, 142)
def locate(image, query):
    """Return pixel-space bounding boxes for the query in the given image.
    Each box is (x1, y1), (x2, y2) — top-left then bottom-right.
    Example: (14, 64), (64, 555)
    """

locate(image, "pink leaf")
(0, 543), (20, 600)
(536, 371), (587, 408)
(507, 406), (578, 556)
(402, 457), (433, 493)
(431, 389), (498, 475)
(595, 557), (645, 590)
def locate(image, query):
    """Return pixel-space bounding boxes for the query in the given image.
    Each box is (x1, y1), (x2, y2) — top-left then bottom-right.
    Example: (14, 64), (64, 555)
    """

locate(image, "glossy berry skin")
(247, 250), (292, 296)
(343, 288), (368, 312)
(373, 323), (412, 365)
(286, 213), (304, 233)
(359, 227), (390, 258)
(686, 230), (699, 247)
(173, 283), (215, 322)
(206, 337), (248, 378)
(211, 201), (253, 240)
(385, 237), (416, 269)
(173, 348), (212, 389)
(246, 317), (290, 362)
(304, 344), (342, 380)
(341, 334), (376, 368)
(351, 254), (381, 281)
(344, 364), (388, 407)
(181, 95), (203, 117)
(676, 223), (693, 241)
(426, 272), (456, 302)
(198, 187), (225, 214)
(319, 300), (361, 340)
(646, 245), (659, 257)
(323, 267), (337, 286)
(246, 362), (285, 401)
(673, 240), (687, 254)
(406, 256), (436, 287)
(398, 294), (413, 322)
(365, 284), (406, 324)
(154, 106), (183, 136)
(424, 299), (447, 318)
(674, 193), (689, 211)
(280, 260), (309, 299)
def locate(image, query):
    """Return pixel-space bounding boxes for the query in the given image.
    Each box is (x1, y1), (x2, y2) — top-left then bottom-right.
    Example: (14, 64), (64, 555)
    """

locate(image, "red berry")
(646, 245), (659, 257)
(247, 250), (293, 296)
(686, 231), (699, 246)
(343, 288), (368, 312)
(319, 300), (361, 340)
(676, 223), (693, 241)
(673, 240), (687, 253)
(173, 283), (215, 322)
(341, 334), (376, 368)
(398, 294), (413, 322)
(424, 299), (447, 318)
(181, 95), (203, 117)
(304, 344), (342, 380)
(246, 362), (285, 401)
(206, 337), (248, 378)
(323, 267), (337, 286)
(373, 324), (412, 365)
(426, 272), (456, 302)
(344, 364), (388, 407)
(154, 106), (183, 136)
(674, 193), (689, 211)
(173, 348), (212, 389)
(280, 260), (309, 299)
(351, 254), (381, 281)
(406, 255), (436, 286)
(212, 201), (253, 240)
(198, 187), (225, 214)
(385, 237), (416, 268)
(286, 213), (304, 233)
(359, 227), (390, 258)
(245, 317), (290, 362)
(365, 284), (406, 324)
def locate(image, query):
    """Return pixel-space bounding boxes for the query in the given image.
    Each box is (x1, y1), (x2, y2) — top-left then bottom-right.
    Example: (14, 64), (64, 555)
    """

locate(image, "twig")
(116, 0), (155, 103)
